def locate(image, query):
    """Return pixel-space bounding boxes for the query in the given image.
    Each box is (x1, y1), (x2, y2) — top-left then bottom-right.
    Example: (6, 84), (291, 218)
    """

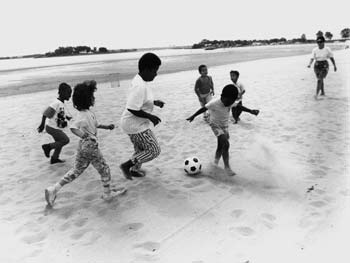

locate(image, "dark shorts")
(314, 61), (329, 79)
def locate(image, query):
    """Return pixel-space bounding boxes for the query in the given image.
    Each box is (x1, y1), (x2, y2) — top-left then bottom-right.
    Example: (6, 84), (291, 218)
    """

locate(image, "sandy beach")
(0, 48), (349, 263)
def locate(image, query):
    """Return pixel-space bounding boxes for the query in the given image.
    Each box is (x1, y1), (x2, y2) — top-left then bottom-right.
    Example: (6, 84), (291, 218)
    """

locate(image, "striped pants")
(59, 138), (111, 191)
(129, 129), (161, 169)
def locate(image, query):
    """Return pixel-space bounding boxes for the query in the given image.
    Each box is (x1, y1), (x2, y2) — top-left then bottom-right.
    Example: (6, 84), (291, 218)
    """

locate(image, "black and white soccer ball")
(184, 157), (202, 175)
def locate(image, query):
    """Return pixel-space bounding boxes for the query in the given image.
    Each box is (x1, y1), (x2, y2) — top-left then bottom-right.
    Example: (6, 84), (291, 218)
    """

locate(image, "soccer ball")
(184, 157), (202, 175)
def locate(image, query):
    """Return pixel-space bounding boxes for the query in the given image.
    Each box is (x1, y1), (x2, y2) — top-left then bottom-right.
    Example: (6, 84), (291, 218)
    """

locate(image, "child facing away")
(45, 80), (126, 207)
(230, 70), (259, 123)
(187, 84), (238, 176)
(37, 83), (72, 164)
(120, 53), (164, 180)
(194, 65), (214, 121)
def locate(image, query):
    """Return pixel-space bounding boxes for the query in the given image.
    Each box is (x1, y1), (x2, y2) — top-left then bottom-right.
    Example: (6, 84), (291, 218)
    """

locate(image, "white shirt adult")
(311, 47), (334, 61)
(121, 74), (154, 134)
(46, 99), (69, 130)
(205, 97), (232, 127)
(70, 109), (98, 140)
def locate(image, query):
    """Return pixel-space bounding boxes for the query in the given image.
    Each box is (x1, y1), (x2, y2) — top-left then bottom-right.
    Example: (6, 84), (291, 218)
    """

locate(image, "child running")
(37, 83), (72, 164)
(45, 80), (126, 207)
(187, 84), (238, 176)
(230, 70), (259, 123)
(120, 53), (164, 180)
(194, 65), (214, 121)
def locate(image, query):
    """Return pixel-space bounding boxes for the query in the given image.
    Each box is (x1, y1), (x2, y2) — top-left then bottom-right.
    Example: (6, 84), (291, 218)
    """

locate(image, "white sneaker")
(101, 187), (127, 201)
(45, 186), (57, 207)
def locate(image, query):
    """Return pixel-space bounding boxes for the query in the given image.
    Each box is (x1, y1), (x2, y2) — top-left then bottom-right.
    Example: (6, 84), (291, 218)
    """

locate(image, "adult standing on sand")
(307, 36), (337, 99)
(120, 53), (165, 180)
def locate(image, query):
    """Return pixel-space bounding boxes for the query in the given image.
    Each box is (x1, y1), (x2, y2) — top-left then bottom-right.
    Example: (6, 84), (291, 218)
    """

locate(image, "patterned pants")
(129, 129), (161, 169)
(59, 138), (111, 190)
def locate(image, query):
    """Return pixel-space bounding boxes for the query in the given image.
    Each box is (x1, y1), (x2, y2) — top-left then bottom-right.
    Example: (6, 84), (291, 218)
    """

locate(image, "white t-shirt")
(120, 74), (154, 134)
(46, 99), (70, 130)
(232, 82), (245, 105)
(205, 97), (232, 127)
(311, 47), (334, 61)
(70, 109), (98, 140)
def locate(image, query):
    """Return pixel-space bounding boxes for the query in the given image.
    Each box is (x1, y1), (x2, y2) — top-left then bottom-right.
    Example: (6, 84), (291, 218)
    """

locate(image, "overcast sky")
(1, 0), (348, 56)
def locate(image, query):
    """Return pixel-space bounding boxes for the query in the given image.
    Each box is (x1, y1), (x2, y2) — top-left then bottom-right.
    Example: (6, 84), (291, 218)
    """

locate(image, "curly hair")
(138, 53), (162, 72)
(198, 64), (207, 73)
(221, 84), (238, 100)
(72, 80), (97, 111)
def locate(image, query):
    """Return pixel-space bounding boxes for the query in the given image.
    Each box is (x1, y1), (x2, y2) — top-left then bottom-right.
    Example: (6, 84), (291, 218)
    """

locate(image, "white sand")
(0, 50), (349, 263)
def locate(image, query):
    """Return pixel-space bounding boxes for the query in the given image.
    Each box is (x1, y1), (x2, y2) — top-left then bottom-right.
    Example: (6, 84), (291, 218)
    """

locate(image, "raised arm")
(37, 106), (55, 132)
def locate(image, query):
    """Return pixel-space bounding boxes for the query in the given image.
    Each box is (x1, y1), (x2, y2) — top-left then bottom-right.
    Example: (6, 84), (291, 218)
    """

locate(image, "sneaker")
(45, 186), (57, 207)
(101, 187), (127, 201)
(50, 158), (65, 164)
(252, 110), (260, 116)
(42, 144), (51, 158)
(130, 170), (146, 178)
(119, 162), (133, 180)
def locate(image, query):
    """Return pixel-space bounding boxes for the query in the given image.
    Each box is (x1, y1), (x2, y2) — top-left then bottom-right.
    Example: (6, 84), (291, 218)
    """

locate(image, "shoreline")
(0, 44), (346, 98)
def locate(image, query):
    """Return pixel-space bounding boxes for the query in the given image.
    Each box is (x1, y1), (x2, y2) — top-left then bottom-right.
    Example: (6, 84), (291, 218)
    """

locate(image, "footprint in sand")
(21, 232), (47, 244)
(261, 213), (277, 229)
(182, 180), (205, 189)
(310, 169), (327, 177)
(231, 209), (244, 219)
(83, 193), (99, 202)
(59, 221), (71, 232)
(74, 217), (89, 227)
(232, 226), (255, 237)
(85, 180), (101, 191)
(229, 186), (244, 195)
(70, 228), (90, 240)
(121, 223), (144, 232)
(340, 189), (350, 196)
(309, 200), (327, 208)
(133, 241), (160, 252)
(59, 191), (78, 199)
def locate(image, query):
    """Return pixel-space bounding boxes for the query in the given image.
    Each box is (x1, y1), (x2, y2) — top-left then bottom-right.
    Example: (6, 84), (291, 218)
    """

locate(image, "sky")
(1, 0), (348, 57)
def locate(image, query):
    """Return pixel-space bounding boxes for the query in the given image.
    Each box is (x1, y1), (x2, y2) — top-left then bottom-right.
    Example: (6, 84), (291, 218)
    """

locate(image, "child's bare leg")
(214, 136), (224, 164)
(220, 135), (235, 176)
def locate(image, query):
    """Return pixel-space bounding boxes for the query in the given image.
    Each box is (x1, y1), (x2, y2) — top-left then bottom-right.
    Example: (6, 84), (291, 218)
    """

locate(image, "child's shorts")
(210, 123), (229, 139)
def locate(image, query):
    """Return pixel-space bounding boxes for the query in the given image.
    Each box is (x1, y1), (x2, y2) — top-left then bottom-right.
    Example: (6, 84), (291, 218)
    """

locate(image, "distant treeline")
(192, 28), (350, 50)
(42, 46), (137, 58)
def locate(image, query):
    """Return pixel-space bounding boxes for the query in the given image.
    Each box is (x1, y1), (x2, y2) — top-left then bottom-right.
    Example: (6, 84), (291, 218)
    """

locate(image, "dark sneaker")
(130, 170), (146, 178)
(50, 158), (65, 164)
(252, 110), (260, 116)
(119, 162), (133, 180)
(42, 144), (51, 158)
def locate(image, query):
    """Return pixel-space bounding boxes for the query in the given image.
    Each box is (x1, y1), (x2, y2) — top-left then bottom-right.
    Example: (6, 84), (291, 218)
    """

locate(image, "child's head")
(58, 82), (72, 101)
(72, 80), (97, 111)
(138, 53), (162, 81)
(221, 84), (238, 106)
(198, 65), (208, 76)
(230, 70), (240, 83)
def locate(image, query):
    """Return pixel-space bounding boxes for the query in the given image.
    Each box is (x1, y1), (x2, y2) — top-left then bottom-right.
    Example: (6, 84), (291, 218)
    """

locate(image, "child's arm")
(194, 79), (201, 97)
(128, 109), (161, 126)
(97, 124), (115, 130)
(37, 107), (55, 132)
(186, 107), (208, 122)
(70, 127), (87, 139)
(210, 76), (214, 95)
(307, 58), (314, 68)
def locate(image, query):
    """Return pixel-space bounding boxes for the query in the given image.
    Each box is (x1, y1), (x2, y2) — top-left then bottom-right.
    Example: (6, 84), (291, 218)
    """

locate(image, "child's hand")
(154, 100), (165, 108)
(37, 124), (45, 133)
(186, 116), (194, 122)
(108, 124), (115, 130)
(66, 116), (72, 121)
(149, 114), (161, 126)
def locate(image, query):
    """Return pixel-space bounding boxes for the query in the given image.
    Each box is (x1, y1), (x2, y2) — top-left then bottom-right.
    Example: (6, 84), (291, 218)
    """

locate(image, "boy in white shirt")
(120, 53), (165, 180)
(37, 83), (72, 164)
(230, 70), (259, 123)
(307, 36), (337, 99)
(45, 80), (126, 207)
(187, 84), (238, 176)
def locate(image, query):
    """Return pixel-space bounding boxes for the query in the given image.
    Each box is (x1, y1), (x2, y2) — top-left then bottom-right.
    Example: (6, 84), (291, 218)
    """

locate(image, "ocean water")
(0, 43), (346, 97)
